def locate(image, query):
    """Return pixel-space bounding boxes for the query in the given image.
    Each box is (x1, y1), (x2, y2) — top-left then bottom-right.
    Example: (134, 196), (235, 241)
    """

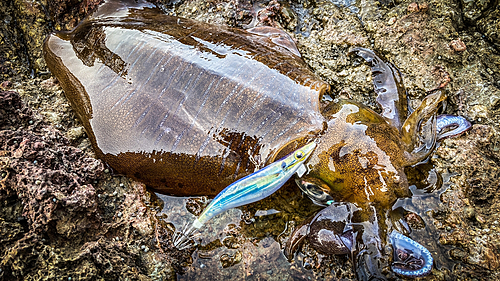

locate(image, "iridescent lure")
(174, 142), (316, 247)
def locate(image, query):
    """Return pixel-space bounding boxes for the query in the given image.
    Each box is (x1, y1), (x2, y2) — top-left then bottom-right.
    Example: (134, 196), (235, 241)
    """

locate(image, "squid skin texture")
(43, 0), (328, 197)
(43, 0), (472, 279)
(348, 47), (407, 129)
(284, 202), (358, 259)
(284, 48), (470, 280)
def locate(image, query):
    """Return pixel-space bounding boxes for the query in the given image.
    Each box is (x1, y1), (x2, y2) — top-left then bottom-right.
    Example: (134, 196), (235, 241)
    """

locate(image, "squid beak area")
(389, 231), (433, 277)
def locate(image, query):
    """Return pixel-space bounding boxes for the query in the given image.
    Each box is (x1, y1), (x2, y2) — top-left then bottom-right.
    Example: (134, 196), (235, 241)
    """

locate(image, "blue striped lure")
(174, 142), (316, 247)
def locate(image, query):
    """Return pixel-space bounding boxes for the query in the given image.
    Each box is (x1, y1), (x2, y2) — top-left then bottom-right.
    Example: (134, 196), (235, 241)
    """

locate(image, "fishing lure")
(174, 142), (316, 247)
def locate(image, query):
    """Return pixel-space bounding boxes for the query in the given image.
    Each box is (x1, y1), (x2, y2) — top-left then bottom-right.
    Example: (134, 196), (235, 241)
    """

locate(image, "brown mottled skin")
(44, 0), (327, 196)
(303, 100), (410, 209)
(44, 1), (467, 279)
(43, 0), (437, 207)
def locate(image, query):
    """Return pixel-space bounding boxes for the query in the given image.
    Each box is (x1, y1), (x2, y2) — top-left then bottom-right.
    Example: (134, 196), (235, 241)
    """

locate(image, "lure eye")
(295, 151), (304, 160)
(281, 161), (287, 169)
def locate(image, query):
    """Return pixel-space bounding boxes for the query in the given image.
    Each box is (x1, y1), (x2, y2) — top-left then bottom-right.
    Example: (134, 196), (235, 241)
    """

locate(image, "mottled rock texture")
(1, 0), (499, 279)
(0, 89), (192, 280)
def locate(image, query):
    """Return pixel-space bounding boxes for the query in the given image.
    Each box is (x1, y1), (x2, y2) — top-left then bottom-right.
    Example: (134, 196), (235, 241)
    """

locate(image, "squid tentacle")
(436, 114), (471, 141)
(389, 231), (433, 277)
(348, 47), (408, 129)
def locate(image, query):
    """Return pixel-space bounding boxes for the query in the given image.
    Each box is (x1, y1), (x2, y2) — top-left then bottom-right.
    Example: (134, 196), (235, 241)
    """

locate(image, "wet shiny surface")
(43, 0), (327, 196)
(282, 48), (471, 279)
(156, 164), (459, 280)
(303, 100), (409, 208)
(156, 188), (323, 281)
(191, 142), (316, 230)
(43, 0), (473, 279)
(389, 230), (433, 277)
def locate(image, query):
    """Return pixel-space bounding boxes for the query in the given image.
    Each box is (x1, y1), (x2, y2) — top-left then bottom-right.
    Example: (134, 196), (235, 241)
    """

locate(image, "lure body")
(193, 142), (315, 229)
(43, 1), (472, 279)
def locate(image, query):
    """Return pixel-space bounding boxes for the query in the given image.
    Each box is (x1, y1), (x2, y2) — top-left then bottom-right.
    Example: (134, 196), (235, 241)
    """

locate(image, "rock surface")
(0, 89), (193, 280)
(1, 0), (499, 280)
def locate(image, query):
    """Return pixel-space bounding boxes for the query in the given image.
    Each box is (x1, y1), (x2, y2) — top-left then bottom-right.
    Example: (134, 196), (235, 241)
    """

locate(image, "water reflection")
(155, 163), (460, 279)
(396, 165), (459, 272)
(156, 184), (321, 280)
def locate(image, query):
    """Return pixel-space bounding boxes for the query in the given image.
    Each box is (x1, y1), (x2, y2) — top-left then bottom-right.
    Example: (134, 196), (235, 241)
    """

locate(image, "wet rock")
(407, 2), (420, 13)
(2, 0), (500, 279)
(256, 0), (281, 27)
(0, 1), (30, 78)
(185, 196), (209, 216)
(449, 248), (468, 261)
(461, 0), (493, 22)
(405, 212), (426, 229)
(441, 229), (500, 270)
(0, 90), (190, 279)
(0, 81), (13, 90)
(475, 2), (500, 50)
(0, 0), (103, 76)
(66, 126), (85, 142)
(450, 38), (467, 52)
(220, 250), (243, 268)
(434, 125), (500, 273)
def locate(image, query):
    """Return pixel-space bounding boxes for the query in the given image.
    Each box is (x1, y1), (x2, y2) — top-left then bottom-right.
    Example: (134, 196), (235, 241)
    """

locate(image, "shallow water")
(156, 162), (456, 279)
(156, 189), (319, 280)
(2, 0), (500, 278)
(396, 166), (459, 272)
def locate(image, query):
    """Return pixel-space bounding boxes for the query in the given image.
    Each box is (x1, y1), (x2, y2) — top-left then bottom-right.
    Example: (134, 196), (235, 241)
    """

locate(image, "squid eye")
(295, 151), (304, 159)
(281, 161), (287, 169)
(295, 179), (334, 207)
